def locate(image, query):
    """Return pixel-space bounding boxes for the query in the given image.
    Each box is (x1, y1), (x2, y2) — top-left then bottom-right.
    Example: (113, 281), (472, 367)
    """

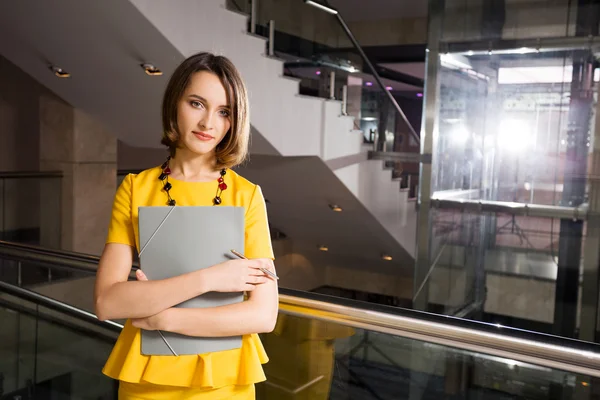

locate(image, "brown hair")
(161, 52), (250, 169)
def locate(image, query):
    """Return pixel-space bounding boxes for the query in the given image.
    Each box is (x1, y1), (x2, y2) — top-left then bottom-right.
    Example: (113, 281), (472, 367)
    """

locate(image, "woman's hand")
(130, 269), (166, 330)
(135, 269), (148, 281)
(203, 258), (271, 293)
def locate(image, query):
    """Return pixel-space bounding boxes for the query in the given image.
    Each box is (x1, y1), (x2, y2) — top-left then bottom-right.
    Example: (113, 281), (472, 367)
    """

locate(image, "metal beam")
(430, 197), (589, 221)
(368, 151), (426, 163)
(413, 0), (443, 311)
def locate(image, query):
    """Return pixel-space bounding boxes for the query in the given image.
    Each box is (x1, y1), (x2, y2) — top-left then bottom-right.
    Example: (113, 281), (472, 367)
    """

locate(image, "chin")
(184, 142), (218, 156)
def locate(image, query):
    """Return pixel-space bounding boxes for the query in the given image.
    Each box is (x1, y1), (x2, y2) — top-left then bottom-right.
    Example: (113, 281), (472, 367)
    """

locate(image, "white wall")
(129, 0), (361, 161)
(335, 160), (417, 257)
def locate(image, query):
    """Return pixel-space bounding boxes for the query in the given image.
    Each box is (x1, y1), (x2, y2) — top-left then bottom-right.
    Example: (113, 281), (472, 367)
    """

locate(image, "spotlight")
(141, 63), (163, 76)
(50, 66), (70, 78)
(329, 204), (342, 212)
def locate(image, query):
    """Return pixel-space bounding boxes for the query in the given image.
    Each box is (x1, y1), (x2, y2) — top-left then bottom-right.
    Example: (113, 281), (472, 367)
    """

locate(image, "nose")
(199, 111), (214, 130)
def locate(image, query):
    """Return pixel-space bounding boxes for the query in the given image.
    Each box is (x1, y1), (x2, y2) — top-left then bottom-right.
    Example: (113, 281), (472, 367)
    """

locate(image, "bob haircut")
(161, 52), (250, 169)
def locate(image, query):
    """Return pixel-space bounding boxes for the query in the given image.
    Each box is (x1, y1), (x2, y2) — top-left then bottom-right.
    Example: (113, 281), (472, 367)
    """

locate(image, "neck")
(169, 149), (220, 181)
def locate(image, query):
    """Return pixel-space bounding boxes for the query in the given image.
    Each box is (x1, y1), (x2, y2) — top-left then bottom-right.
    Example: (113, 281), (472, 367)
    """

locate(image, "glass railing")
(224, 0), (421, 189)
(0, 283), (118, 399)
(2, 242), (600, 399)
(0, 172), (62, 249)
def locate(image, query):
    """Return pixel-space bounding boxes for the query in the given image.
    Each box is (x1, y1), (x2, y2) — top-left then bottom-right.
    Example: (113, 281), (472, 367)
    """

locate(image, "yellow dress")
(102, 166), (274, 399)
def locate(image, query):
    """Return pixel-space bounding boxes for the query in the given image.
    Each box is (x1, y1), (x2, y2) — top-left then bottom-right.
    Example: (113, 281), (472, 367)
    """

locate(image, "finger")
(254, 277), (270, 285)
(243, 284), (256, 292)
(246, 276), (268, 285)
(136, 269), (149, 281)
(248, 270), (267, 277)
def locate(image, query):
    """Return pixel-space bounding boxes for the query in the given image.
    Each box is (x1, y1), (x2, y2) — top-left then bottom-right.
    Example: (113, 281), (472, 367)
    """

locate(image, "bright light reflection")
(451, 127), (470, 145)
(498, 119), (534, 152)
(499, 66), (600, 84)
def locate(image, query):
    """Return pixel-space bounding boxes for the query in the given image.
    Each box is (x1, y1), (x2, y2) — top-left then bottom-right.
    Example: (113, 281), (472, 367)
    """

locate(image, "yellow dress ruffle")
(102, 320), (268, 389)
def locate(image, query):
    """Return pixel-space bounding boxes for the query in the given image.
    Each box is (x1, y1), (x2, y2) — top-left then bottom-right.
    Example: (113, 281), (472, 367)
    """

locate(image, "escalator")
(1, 240), (600, 400)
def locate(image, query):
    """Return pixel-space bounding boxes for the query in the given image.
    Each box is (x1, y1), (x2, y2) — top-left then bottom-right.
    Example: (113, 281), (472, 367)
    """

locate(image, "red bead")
(163, 167), (171, 175)
(218, 177), (224, 183)
(219, 183), (227, 191)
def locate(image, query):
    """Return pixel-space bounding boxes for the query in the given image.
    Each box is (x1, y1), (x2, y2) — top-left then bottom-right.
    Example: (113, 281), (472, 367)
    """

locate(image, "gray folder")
(138, 206), (245, 356)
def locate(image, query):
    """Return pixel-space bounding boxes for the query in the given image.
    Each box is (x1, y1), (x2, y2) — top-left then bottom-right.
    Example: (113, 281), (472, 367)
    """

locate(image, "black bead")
(220, 169), (226, 176)
(161, 161), (168, 169)
(164, 182), (172, 192)
(168, 199), (176, 206)
(213, 196), (222, 205)
(159, 173), (167, 181)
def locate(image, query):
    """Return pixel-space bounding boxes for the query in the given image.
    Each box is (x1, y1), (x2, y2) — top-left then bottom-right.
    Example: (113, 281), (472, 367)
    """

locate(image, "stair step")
(246, 32), (268, 42)
(219, 3), (249, 24)
(278, 74), (302, 84)
(222, 3), (249, 19)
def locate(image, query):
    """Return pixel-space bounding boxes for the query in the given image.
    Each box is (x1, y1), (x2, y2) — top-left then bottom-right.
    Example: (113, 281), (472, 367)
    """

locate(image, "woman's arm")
(132, 259), (279, 335)
(94, 243), (210, 321)
(94, 243), (269, 321)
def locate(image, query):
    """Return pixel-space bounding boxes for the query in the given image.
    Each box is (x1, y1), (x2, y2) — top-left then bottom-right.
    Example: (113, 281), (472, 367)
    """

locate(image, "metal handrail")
(0, 281), (123, 332)
(0, 241), (137, 279)
(329, 7), (420, 145)
(0, 171), (63, 179)
(243, 0), (420, 145)
(2, 241), (600, 377)
(430, 197), (590, 221)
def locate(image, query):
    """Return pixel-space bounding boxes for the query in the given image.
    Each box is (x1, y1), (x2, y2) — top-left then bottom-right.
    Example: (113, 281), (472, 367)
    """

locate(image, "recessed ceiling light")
(50, 66), (70, 78)
(329, 204), (342, 212)
(382, 254), (392, 261)
(318, 245), (329, 252)
(141, 63), (163, 76)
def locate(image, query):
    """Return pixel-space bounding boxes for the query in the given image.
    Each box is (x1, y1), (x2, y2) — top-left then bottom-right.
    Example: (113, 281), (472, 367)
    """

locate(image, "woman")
(94, 52), (278, 399)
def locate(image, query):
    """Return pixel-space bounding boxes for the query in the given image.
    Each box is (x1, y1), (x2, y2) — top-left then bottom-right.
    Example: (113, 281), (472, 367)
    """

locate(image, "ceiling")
(236, 155), (414, 274)
(328, 0), (428, 22)
(381, 62), (426, 80)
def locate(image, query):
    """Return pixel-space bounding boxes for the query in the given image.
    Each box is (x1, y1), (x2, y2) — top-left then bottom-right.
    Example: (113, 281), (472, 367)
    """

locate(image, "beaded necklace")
(158, 156), (227, 206)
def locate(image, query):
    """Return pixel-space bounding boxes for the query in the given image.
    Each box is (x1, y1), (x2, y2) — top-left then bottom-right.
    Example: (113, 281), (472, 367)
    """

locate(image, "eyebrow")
(189, 94), (230, 109)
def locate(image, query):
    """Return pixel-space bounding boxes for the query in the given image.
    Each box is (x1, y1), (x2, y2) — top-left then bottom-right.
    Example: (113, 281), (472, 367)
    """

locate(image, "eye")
(218, 109), (230, 118)
(190, 100), (204, 109)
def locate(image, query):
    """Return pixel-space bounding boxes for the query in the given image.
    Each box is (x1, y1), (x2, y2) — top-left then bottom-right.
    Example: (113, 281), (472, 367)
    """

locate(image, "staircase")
(129, 0), (417, 259)
(0, 0), (416, 271)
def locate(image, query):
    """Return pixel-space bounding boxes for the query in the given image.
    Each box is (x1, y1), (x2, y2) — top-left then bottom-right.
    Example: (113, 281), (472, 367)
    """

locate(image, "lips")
(193, 131), (214, 141)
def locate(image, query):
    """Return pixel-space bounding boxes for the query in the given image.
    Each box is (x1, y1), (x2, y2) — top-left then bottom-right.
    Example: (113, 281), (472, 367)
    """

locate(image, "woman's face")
(176, 71), (232, 158)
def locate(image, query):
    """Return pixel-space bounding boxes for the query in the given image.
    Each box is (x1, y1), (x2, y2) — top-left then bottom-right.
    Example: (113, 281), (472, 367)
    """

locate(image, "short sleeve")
(244, 185), (274, 259)
(106, 174), (136, 247)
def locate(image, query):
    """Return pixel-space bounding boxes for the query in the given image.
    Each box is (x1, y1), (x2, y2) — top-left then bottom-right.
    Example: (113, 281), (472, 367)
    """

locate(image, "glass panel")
(432, 48), (596, 203)
(440, 1), (586, 42)
(424, 209), (578, 335)
(0, 294), (117, 399)
(0, 254), (97, 315)
(257, 312), (596, 400)
(34, 303), (116, 399)
(0, 176), (62, 249)
(0, 300), (36, 396)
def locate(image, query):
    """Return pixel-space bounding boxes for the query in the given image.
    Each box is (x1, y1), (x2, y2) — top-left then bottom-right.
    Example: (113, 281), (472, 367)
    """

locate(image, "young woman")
(94, 52), (278, 399)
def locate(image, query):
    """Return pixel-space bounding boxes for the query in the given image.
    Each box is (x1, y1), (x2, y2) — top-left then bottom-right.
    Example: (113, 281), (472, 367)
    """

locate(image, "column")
(39, 94), (117, 255)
